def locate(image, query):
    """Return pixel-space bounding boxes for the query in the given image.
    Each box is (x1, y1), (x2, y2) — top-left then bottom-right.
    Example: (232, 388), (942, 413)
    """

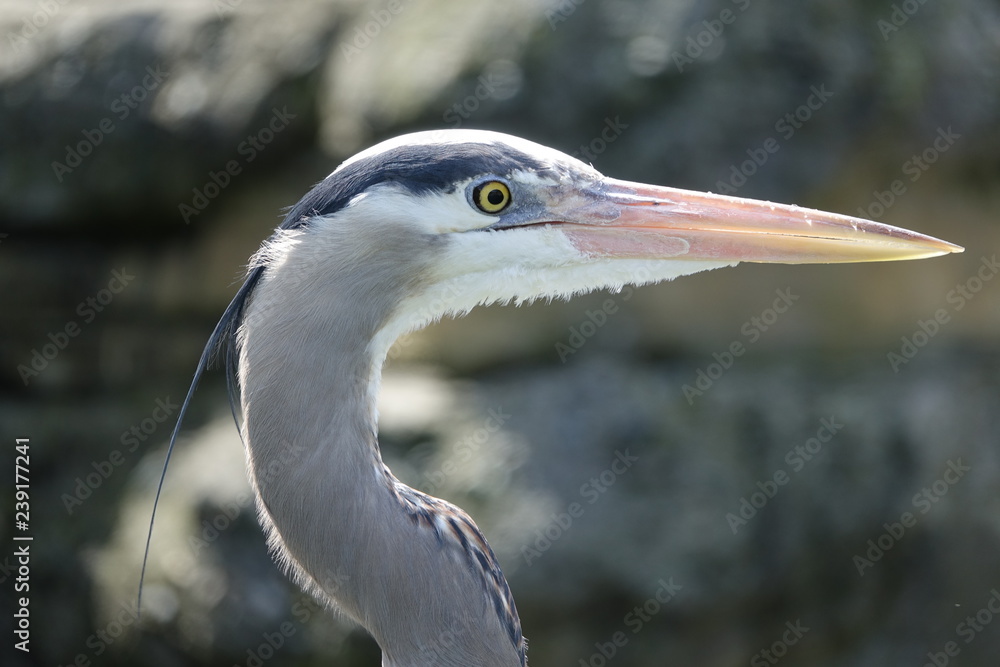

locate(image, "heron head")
(261, 129), (962, 349)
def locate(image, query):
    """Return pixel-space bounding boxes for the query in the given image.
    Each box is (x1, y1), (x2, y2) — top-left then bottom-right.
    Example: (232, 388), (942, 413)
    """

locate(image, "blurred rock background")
(1, 0), (999, 665)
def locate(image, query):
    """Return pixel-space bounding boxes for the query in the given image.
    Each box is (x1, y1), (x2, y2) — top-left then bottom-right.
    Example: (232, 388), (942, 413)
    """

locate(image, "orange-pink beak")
(552, 178), (963, 263)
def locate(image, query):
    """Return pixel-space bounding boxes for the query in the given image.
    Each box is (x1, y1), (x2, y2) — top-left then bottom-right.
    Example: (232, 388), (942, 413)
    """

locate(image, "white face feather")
(355, 179), (733, 364)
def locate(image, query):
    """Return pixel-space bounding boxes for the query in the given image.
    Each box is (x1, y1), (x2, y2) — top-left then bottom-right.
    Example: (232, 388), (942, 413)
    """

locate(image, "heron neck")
(237, 223), (416, 608)
(239, 263), (389, 602)
(236, 224), (524, 666)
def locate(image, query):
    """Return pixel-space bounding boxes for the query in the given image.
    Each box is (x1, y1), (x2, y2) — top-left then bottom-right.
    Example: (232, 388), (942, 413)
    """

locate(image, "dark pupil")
(486, 188), (505, 205)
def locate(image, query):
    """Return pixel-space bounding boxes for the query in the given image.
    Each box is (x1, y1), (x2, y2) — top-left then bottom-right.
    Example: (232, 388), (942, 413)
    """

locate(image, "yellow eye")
(472, 180), (511, 214)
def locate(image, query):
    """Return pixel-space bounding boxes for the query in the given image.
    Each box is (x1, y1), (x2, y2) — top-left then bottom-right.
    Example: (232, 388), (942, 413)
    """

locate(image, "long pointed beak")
(555, 178), (963, 263)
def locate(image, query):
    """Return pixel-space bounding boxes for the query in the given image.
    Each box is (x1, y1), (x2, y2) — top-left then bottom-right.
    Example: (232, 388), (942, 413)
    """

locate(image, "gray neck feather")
(237, 217), (525, 666)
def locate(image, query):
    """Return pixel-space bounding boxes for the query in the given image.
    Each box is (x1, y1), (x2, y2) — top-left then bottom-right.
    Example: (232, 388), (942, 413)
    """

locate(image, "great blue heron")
(147, 129), (961, 666)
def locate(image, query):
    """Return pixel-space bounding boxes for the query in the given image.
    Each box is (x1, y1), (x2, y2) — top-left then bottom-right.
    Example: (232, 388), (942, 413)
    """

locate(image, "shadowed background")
(2, 0), (999, 665)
